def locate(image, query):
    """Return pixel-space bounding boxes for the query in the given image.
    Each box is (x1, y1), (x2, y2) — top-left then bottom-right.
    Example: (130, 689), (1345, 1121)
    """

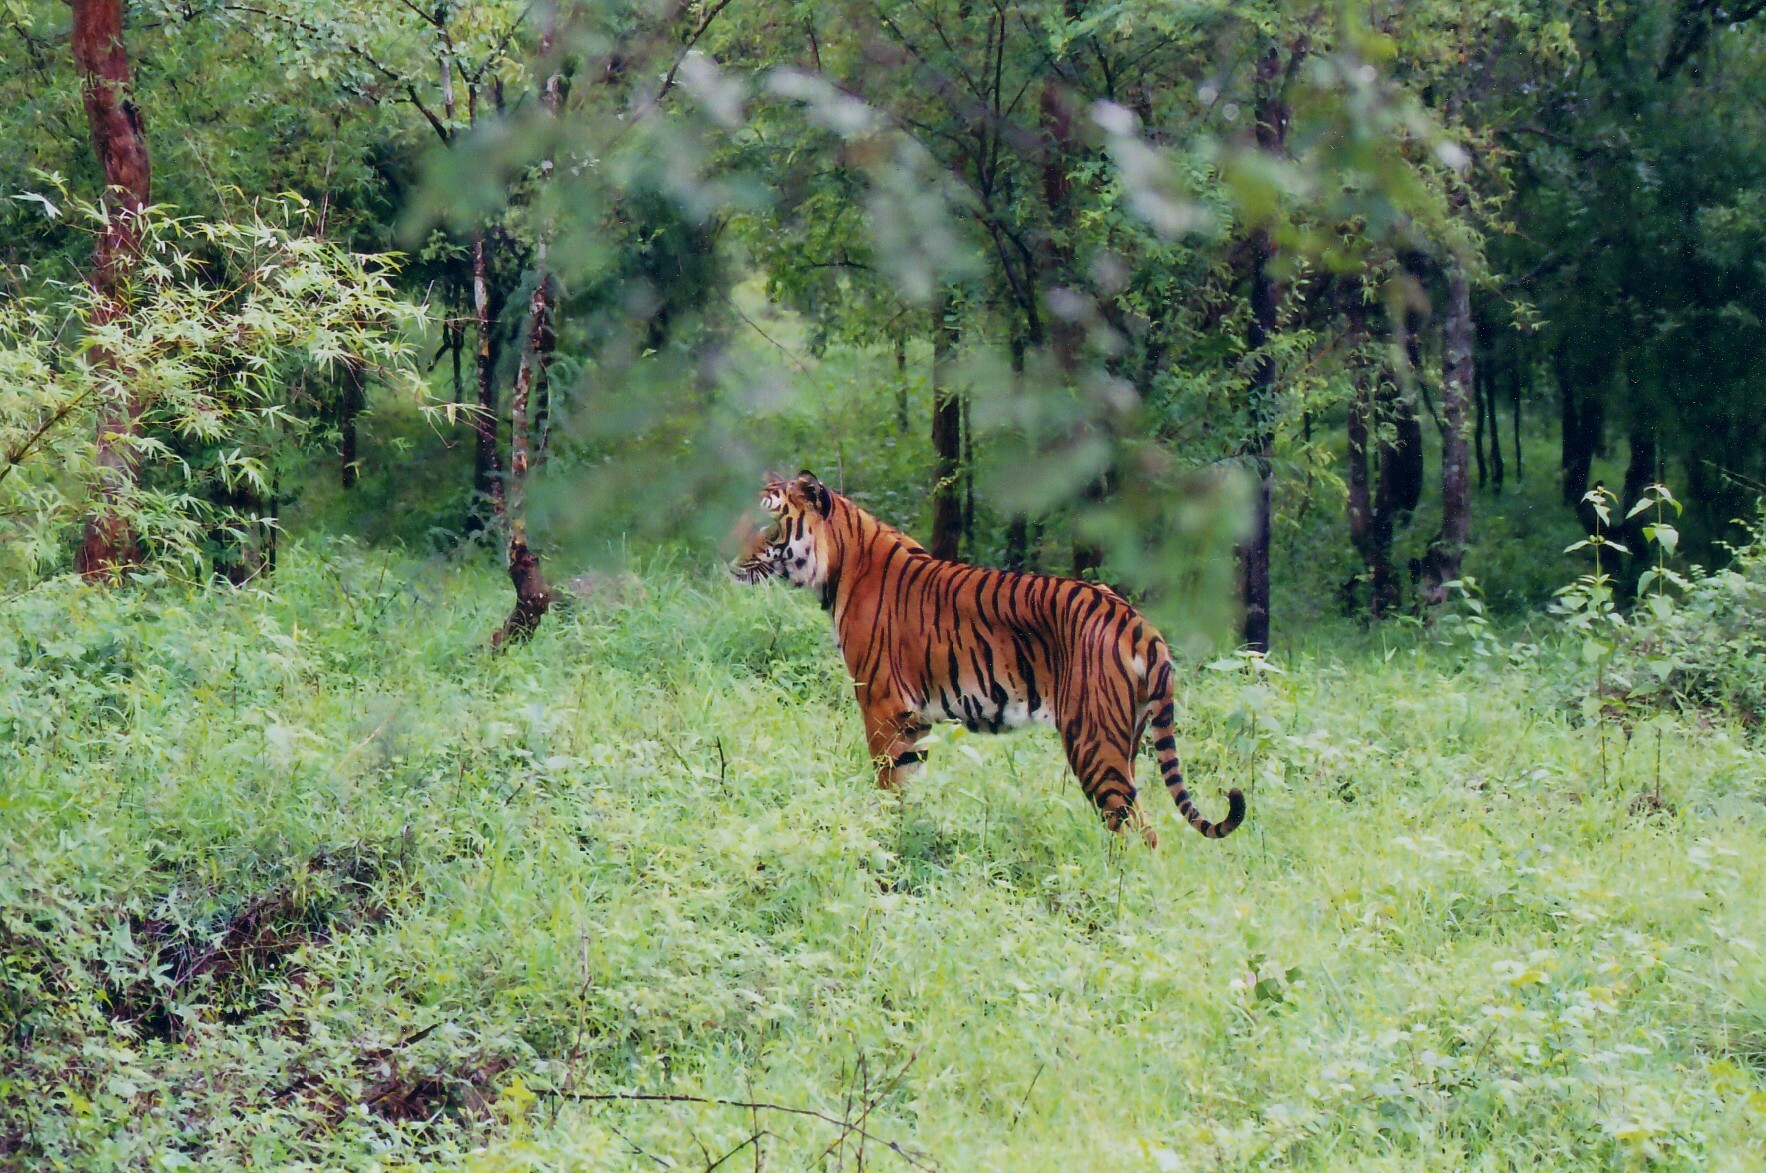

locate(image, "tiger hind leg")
(1060, 730), (1159, 848)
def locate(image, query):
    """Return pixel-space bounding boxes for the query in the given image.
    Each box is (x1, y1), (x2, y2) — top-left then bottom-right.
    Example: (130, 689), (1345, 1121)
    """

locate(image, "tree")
(69, 0), (153, 581)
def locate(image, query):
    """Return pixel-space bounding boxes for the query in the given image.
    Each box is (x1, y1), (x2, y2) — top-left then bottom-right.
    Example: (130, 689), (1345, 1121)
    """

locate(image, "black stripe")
(893, 751), (924, 767)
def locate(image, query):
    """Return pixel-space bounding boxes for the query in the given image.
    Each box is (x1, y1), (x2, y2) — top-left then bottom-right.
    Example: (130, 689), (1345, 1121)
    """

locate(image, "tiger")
(730, 470), (1245, 846)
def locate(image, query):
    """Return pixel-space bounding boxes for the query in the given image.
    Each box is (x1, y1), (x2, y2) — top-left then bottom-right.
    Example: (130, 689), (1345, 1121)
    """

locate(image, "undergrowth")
(2, 538), (1764, 1170)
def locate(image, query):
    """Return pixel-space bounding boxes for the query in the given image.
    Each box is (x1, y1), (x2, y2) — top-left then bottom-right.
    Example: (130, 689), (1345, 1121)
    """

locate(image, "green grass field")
(5, 536), (1764, 1170)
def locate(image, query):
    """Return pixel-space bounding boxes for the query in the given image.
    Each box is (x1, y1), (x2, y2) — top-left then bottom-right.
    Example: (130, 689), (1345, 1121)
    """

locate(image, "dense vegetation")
(3, 1), (1766, 1169)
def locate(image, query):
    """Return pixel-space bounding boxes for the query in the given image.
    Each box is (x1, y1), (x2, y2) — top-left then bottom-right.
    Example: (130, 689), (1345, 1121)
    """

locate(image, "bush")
(1619, 506), (1766, 725)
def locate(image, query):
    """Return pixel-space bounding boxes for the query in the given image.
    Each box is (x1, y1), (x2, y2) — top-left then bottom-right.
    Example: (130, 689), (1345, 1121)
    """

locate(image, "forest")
(2, 0), (1765, 1168)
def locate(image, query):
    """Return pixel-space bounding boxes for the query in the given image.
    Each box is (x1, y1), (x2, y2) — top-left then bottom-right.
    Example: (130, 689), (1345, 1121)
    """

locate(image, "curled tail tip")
(1202, 788), (1247, 840)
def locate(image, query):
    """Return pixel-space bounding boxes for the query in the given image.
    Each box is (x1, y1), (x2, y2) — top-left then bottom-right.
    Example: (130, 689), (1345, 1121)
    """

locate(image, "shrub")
(1619, 505), (1766, 726)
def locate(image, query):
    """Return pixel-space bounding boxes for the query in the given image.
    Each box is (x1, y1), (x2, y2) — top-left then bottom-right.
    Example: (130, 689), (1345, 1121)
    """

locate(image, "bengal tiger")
(730, 470), (1245, 846)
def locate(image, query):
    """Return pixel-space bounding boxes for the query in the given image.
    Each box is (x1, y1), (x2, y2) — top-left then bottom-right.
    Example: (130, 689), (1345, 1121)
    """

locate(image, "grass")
(4, 536), (1765, 1171)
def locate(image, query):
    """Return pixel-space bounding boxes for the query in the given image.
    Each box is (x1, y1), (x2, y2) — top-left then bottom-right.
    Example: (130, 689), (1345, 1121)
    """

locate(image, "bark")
(929, 294), (962, 561)
(1419, 256), (1475, 606)
(71, 0), (152, 582)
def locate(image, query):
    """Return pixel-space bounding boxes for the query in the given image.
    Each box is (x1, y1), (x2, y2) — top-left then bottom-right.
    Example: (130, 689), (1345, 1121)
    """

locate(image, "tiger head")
(729, 470), (836, 588)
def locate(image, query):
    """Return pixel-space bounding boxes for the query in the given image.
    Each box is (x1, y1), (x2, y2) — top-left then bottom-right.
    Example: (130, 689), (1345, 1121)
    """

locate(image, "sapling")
(1626, 482), (1688, 813)
(1555, 486), (1628, 791)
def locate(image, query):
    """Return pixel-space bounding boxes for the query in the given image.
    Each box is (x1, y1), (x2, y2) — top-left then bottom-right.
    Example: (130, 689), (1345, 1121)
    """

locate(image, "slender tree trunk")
(493, 27), (562, 649)
(1003, 334), (1031, 571)
(1387, 249), (1429, 523)
(532, 357), (552, 466)
(451, 295), (466, 408)
(470, 227), (504, 529)
(1510, 364), (1523, 482)
(71, 0), (151, 582)
(1040, 76), (1104, 580)
(1344, 302), (1393, 615)
(1346, 379), (1373, 548)
(1234, 43), (1294, 653)
(961, 392), (975, 548)
(1486, 359), (1504, 491)
(1367, 288), (1408, 617)
(1618, 426), (1658, 591)
(929, 294), (962, 561)
(339, 358), (363, 490)
(1557, 347), (1601, 510)
(894, 328), (908, 432)
(1473, 366), (1488, 491)
(1238, 220), (1277, 650)
(1419, 255), (1474, 606)
(493, 265), (556, 649)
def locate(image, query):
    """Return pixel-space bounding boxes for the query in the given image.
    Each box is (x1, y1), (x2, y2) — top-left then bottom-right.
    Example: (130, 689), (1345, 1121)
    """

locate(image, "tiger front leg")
(859, 699), (927, 790)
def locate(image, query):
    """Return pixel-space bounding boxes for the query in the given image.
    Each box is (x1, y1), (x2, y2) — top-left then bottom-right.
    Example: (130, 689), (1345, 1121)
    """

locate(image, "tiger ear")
(762, 469), (786, 490)
(795, 470), (833, 517)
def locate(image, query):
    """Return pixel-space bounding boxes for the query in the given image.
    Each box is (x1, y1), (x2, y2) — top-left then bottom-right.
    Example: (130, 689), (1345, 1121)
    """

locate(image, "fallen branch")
(547, 1089), (936, 1171)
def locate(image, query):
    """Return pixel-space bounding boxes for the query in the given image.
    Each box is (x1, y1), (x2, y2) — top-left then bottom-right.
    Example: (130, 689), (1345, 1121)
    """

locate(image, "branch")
(459, 2), (535, 87)
(658, 0), (738, 100)
(550, 1090), (936, 1171)
(0, 384), (102, 490)
(222, 4), (453, 142)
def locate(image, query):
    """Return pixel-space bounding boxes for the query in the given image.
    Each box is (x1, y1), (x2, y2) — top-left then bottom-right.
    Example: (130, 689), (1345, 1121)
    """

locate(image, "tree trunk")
(1003, 334), (1031, 571)
(1510, 364), (1522, 482)
(1618, 427), (1658, 592)
(1235, 43), (1292, 653)
(493, 265), (556, 650)
(339, 358), (363, 490)
(894, 328), (909, 432)
(71, 0), (152, 582)
(1386, 249), (1429, 523)
(1368, 298), (1408, 617)
(1238, 220), (1277, 650)
(1485, 359), (1504, 491)
(929, 294), (962, 561)
(962, 391), (975, 548)
(493, 27), (562, 649)
(1419, 256), (1474, 606)
(1557, 346), (1601, 510)
(470, 227), (505, 530)
(1473, 366), (1488, 491)
(1344, 302), (1394, 616)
